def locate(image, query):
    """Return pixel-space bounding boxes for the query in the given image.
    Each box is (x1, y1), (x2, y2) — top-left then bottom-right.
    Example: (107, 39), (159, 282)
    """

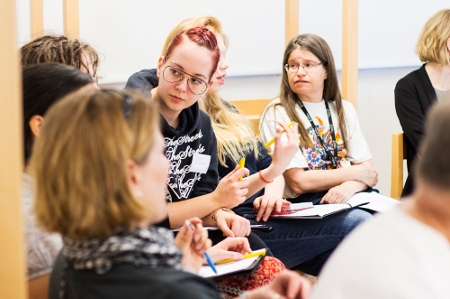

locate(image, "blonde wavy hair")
(163, 16), (259, 166)
(415, 9), (450, 65)
(30, 89), (159, 239)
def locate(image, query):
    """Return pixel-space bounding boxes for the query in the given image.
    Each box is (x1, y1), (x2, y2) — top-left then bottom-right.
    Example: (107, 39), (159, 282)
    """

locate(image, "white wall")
(17, 0), (449, 81)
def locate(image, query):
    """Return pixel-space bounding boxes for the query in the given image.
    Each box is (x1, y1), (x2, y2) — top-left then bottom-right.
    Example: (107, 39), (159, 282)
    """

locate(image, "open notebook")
(270, 192), (399, 219)
(198, 249), (266, 278)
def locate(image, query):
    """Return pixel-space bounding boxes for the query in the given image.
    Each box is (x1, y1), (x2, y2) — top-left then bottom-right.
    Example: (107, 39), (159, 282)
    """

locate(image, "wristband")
(258, 170), (273, 184)
(211, 208), (234, 224)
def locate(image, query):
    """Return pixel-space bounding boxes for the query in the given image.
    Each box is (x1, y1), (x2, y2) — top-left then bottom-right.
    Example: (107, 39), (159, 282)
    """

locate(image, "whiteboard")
(15, 0), (449, 84)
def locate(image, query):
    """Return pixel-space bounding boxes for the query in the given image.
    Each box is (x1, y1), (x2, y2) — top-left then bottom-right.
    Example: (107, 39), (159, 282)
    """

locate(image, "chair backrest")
(391, 132), (406, 199)
(228, 99), (272, 134)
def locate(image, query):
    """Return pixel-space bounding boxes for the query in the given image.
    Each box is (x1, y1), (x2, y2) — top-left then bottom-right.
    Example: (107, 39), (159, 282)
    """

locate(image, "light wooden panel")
(0, 0), (27, 298)
(229, 99), (272, 134)
(342, 0), (359, 108)
(30, 0), (44, 38)
(63, 0), (80, 38)
(285, 0), (299, 45)
(391, 132), (405, 199)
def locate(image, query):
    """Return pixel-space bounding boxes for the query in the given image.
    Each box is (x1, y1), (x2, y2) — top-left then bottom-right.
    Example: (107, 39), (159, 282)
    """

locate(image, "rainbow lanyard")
(298, 100), (338, 169)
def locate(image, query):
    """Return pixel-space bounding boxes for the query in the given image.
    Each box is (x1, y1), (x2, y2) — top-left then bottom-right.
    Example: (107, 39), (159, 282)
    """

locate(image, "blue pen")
(204, 252), (217, 274)
(184, 220), (217, 274)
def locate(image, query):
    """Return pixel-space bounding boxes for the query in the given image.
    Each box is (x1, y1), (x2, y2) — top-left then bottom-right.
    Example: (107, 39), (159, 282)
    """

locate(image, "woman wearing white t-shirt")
(260, 33), (378, 204)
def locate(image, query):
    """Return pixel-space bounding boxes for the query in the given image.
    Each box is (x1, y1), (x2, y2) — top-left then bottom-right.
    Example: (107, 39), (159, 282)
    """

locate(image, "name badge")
(189, 153), (211, 174)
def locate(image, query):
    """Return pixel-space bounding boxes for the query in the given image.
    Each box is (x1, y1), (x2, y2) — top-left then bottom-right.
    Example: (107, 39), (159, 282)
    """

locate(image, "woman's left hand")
(216, 212), (251, 238)
(253, 195), (285, 222)
(320, 184), (354, 204)
(206, 237), (252, 263)
(174, 218), (211, 272)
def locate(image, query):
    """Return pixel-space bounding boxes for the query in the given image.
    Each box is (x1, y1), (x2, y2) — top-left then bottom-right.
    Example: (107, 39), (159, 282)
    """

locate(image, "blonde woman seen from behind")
(30, 89), (310, 299)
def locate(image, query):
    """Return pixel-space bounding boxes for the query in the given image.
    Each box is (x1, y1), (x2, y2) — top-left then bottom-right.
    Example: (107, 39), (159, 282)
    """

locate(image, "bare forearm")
(167, 195), (221, 228)
(284, 167), (359, 194)
(244, 165), (282, 198)
(340, 180), (369, 195)
(262, 176), (285, 198)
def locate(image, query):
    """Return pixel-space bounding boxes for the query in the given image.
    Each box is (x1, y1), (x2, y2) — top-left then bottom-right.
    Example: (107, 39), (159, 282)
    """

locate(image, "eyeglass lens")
(285, 62), (321, 73)
(163, 66), (207, 95)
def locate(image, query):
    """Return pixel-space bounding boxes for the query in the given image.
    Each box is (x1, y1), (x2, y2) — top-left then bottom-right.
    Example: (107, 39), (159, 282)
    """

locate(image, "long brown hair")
(276, 33), (348, 150)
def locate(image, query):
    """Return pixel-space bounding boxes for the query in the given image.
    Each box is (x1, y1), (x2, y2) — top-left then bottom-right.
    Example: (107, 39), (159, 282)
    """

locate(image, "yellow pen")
(238, 157), (246, 181)
(216, 248), (267, 265)
(264, 120), (296, 148)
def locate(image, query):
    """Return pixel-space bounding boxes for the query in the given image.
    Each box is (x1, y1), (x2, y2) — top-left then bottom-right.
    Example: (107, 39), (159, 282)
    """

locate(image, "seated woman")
(20, 34), (100, 299)
(30, 89), (310, 299)
(395, 9), (450, 197)
(165, 17), (373, 276)
(21, 63), (96, 299)
(125, 26), (267, 248)
(260, 33), (378, 205)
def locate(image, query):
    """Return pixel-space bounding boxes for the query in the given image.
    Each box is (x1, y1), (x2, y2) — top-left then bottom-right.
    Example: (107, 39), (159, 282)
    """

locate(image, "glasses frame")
(162, 65), (208, 95)
(284, 62), (323, 74)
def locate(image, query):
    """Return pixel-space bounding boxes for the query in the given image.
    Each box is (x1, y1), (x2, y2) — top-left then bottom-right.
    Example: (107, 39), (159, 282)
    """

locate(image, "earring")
(135, 190), (143, 198)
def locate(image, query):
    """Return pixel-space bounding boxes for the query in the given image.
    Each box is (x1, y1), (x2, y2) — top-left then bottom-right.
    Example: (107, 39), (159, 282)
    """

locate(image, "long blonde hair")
(163, 15), (259, 166)
(199, 94), (259, 166)
(30, 89), (159, 239)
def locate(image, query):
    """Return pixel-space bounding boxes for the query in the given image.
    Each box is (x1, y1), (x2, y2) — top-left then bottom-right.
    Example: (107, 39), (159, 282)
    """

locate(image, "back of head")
(30, 89), (159, 239)
(22, 62), (94, 165)
(415, 9), (450, 64)
(414, 100), (450, 190)
(163, 26), (220, 80)
(20, 34), (99, 78)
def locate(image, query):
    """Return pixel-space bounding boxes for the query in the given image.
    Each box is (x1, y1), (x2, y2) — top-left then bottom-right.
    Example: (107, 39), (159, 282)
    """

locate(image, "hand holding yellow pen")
(216, 248), (267, 265)
(238, 157), (246, 181)
(264, 120), (296, 148)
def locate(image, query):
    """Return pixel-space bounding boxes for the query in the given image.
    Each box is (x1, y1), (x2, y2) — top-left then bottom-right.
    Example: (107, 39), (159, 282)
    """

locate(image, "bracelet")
(258, 170), (273, 184)
(211, 208), (234, 224)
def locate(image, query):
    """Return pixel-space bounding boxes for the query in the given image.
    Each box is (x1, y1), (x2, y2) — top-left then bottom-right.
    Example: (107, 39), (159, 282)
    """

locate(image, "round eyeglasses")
(284, 62), (323, 74)
(162, 66), (208, 95)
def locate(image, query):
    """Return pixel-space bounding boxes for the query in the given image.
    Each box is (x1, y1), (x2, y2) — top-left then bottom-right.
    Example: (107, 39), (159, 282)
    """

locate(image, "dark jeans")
(250, 208), (372, 276)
